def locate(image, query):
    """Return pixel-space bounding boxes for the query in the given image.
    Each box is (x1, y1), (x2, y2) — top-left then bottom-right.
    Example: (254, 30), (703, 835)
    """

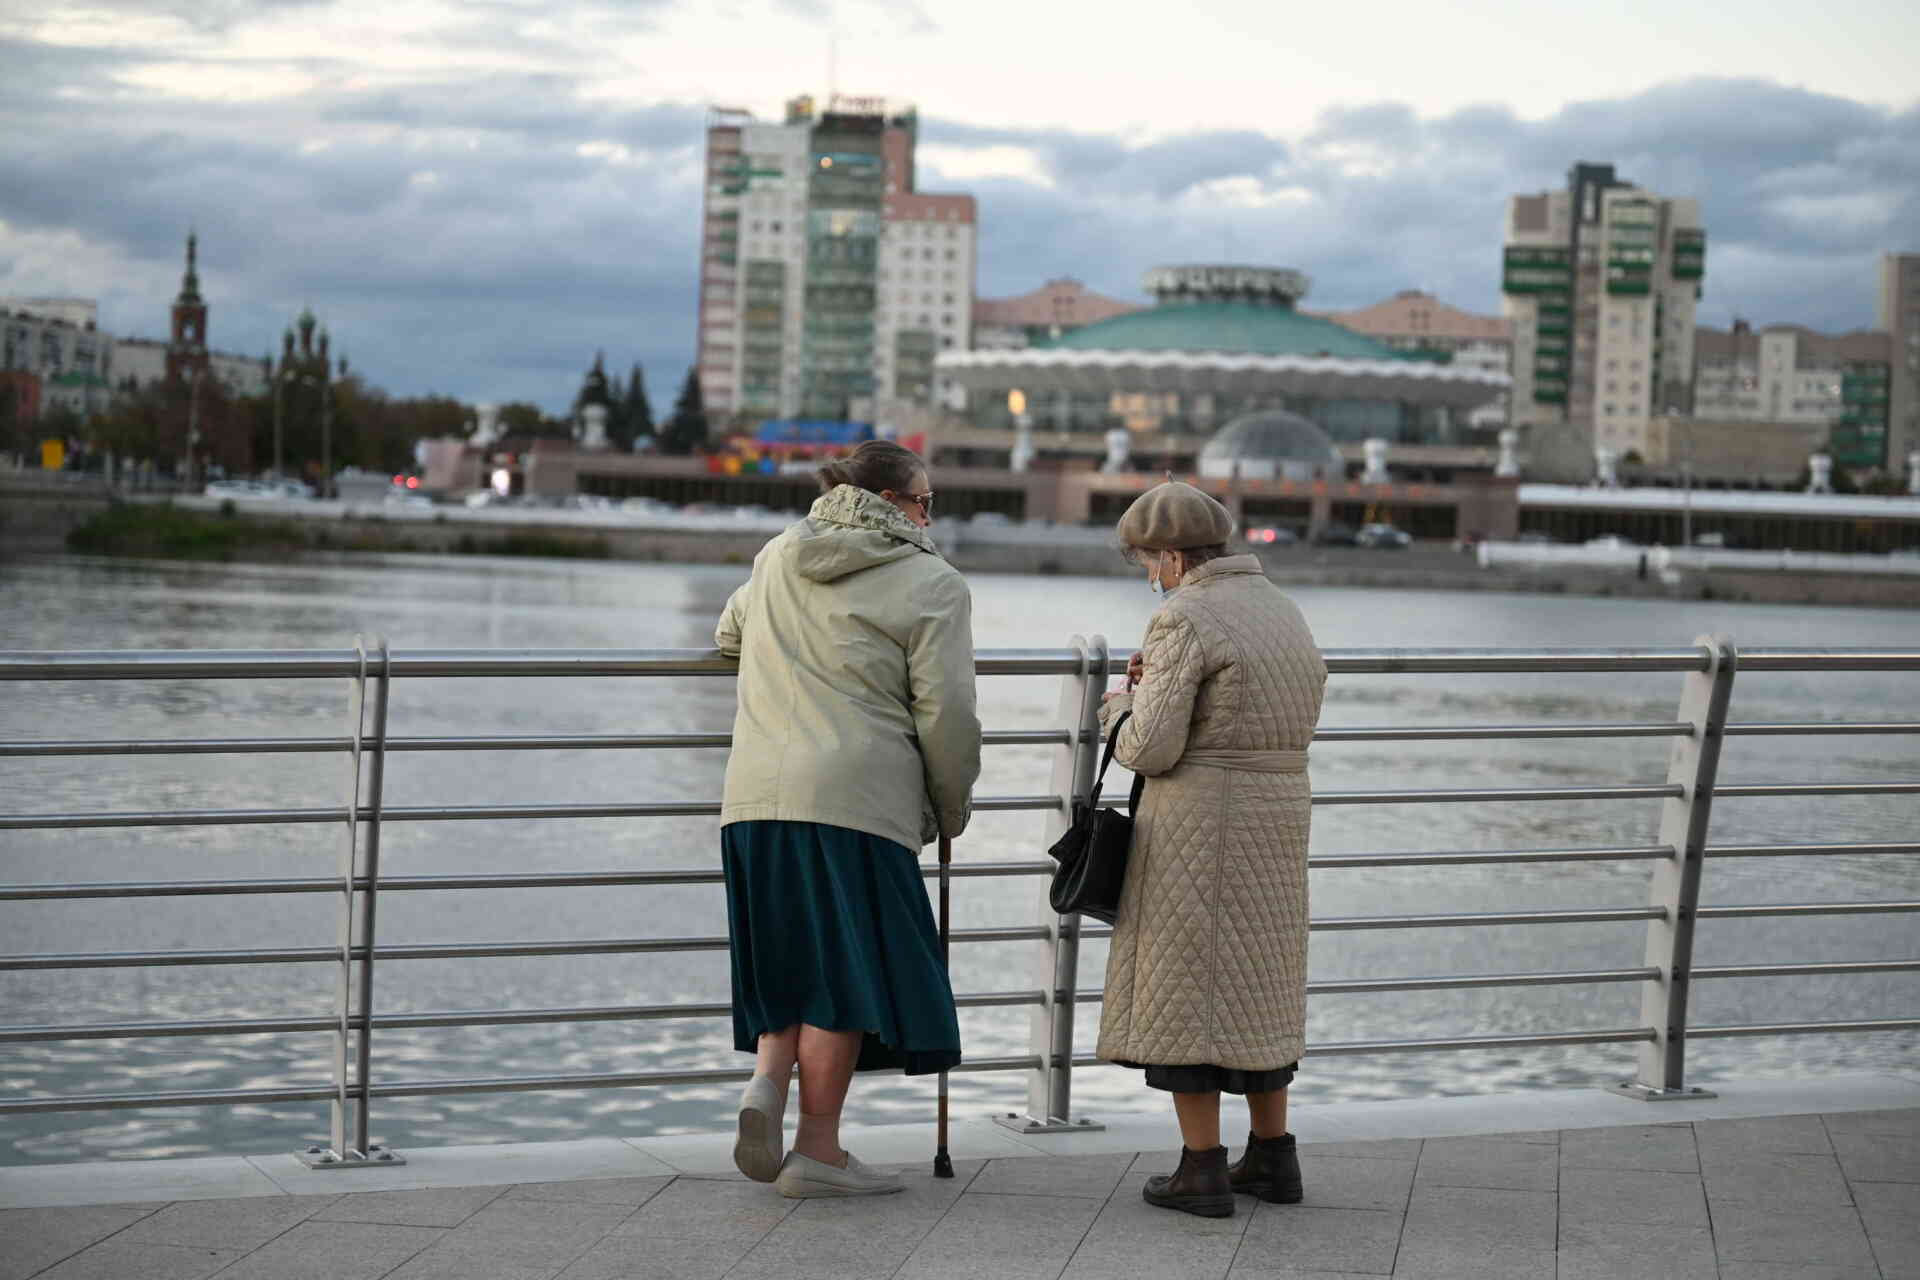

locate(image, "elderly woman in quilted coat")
(1098, 481), (1327, 1219)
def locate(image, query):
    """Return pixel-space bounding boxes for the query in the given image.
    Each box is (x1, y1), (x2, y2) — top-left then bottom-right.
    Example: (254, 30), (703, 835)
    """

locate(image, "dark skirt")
(721, 819), (961, 1075)
(1122, 1061), (1299, 1095)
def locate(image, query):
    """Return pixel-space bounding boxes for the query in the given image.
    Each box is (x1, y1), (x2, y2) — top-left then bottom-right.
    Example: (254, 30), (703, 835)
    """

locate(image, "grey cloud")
(48, 0), (337, 35)
(3, 60), (1911, 413)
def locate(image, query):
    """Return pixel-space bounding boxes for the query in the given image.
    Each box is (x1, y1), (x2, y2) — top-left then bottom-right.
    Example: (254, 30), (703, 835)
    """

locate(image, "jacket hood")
(791, 484), (942, 582)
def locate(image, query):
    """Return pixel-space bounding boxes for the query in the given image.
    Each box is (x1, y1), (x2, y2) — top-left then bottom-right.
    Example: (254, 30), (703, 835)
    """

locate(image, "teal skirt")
(721, 820), (961, 1075)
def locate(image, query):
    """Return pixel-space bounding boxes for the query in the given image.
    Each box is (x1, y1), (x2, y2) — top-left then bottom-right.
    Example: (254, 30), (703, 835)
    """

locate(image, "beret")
(1115, 481), (1235, 550)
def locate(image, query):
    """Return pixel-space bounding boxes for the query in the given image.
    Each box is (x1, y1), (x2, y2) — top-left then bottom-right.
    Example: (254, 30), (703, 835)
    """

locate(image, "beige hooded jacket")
(1094, 554), (1327, 1070)
(716, 484), (981, 851)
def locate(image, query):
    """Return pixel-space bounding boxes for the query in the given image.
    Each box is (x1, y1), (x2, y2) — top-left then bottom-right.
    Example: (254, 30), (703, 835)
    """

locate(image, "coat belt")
(1179, 749), (1308, 774)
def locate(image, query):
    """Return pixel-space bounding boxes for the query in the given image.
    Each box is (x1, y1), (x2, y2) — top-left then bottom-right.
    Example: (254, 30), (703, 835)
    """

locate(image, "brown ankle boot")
(1143, 1145), (1234, 1217)
(1228, 1132), (1302, 1203)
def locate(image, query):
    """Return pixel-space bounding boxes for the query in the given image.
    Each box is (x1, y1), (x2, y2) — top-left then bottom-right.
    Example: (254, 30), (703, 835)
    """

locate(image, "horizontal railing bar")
(1695, 900), (1920, 919)
(1689, 1017), (1920, 1037)
(1707, 841), (1920, 858)
(364, 1056), (1047, 1101)
(1312, 907), (1663, 930)
(0, 861), (1057, 901)
(1310, 784), (1682, 806)
(0, 926), (1056, 971)
(1069, 968), (1658, 1001)
(1734, 648), (1920, 672)
(1692, 960), (1920, 980)
(0, 728), (1073, 759)
(0, 989), (1051, 1044)
(0, 1085), (341, 1115)
(0, 904), (1668, 968)
(1073, 1027), (1657, 1064)
(1310, 844), (1673, 869)
(1715, 782), (1920, 798)
(0, 849), (1683, 900)
(0, 795), (1064, 831)
(1314, 723), (1691, 742)
(1725, 722), (1920, 736)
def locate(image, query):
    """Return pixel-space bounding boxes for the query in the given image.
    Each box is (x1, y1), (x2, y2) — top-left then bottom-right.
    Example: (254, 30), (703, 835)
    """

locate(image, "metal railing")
(2, 639), (1917, 1164)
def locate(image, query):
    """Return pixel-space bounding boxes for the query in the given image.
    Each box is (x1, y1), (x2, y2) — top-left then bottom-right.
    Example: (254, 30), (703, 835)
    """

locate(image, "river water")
(0, 552), (1915, 1166)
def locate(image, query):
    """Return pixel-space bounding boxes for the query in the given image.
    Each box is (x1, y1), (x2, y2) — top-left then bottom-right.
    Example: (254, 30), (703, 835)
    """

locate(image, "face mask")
(1149, 552), (1174, 597)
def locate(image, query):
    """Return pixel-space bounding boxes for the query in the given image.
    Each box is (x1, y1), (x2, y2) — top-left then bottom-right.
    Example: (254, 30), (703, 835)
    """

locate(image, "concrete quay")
(4, 1074), (1917, 1279)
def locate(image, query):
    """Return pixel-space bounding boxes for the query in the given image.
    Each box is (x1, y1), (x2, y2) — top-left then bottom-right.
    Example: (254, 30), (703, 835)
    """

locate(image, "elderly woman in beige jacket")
(1098, 481), (1327, 1218)
(715, 441), (981, 1200)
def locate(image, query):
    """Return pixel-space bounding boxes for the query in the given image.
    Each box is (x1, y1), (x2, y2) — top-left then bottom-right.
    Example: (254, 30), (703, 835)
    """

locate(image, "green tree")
(660, 367), (708, 456)
(626, 364), (654, 448)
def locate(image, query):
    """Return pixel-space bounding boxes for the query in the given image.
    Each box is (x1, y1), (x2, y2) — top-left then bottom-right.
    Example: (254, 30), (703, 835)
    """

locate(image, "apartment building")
(1878, 253), (1920, 476)
(0, 298), (115, 418)
(1503, 163), (1705, 461)
(696, 95), (976, 424)
(1692, 321), (1893, 469)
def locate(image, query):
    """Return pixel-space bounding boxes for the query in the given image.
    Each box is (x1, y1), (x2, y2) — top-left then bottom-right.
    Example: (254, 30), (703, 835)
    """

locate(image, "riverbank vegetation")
(65, 502), (610, 561)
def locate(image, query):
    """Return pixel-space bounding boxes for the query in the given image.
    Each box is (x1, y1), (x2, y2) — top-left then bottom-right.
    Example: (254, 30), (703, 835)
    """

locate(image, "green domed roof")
(1039, 301), (1402, 361)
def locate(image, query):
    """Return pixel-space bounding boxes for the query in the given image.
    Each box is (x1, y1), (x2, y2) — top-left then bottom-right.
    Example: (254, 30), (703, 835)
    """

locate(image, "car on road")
(1356, 522), (1412, 549)
(1311, 522), (1359, 547)
(1515, 530), (1556, 545)
(1245, 526), (1299, 547)
(1583, 534), (1639, 550)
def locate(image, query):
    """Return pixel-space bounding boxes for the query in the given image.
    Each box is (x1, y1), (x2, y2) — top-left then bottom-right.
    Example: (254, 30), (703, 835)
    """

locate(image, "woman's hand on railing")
(1125, 651), (1144, 690)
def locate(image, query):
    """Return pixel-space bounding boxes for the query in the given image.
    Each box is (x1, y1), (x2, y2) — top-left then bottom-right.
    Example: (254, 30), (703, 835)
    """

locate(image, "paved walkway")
(4, 1092), (1917, 1279)
(6, 1108), (1916, 1280)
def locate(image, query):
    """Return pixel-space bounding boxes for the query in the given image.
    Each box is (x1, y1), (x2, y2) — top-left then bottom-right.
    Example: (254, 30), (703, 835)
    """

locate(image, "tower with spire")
(165, 232), (210, 388)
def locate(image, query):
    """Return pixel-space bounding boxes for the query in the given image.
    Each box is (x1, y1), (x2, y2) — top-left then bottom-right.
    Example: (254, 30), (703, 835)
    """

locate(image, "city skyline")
(2, 1), (1916, 412)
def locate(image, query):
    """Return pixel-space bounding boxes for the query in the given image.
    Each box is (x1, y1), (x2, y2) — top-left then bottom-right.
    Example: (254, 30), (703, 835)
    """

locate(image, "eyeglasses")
(899, 491), (935, 515)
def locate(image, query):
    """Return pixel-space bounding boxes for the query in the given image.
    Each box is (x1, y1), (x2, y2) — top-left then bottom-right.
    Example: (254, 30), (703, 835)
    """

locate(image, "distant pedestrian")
(715, 440), (981, 1198)
(1099, 481), (1327, 1217)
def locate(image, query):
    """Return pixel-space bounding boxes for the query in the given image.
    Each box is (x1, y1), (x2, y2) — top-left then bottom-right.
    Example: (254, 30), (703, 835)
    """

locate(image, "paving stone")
(1083, 1179), (1250, 1243)
(968, 1152), (1136, 1200)
(1413, 1139), (1557, 1191)
(385, 1249), (563, 1280)
(1235, 1205), (1401, 1275)
(1714, 1264), (1885, 1280)
(1385, 1245), (1556, 1280)
(1703, 1150), (1854, 1206)
(725, 1222), (925, 1280)
(1554, 1221), (1717, 1280)
(1694, 1115), (1833, 1157)
(0, 1203), (160, 1280)
(783, 1161), (980, 1240)
(1830, 1128), (1920, 1183)
(1296, 1154), (1416, 1211)
(313, 1183), (510, 1227)
(1711, 1201), (1880, 1270)
(1559, 1124), (1699, 1173)
(1558, 1168), (1708, 1228)
(550, 1233), (748, 1280)
(608, 1178), (795, 1246)
(1475, 1131), (1558, 1146)
(1399, 1185), (1556, 1252)
(27, 1241), (241, 1280)
(1821, 1108), (1920, 1139)
(894, 1192), (1101, 1280)
(206, 1220), (445, 1280)
(1853, 1180), (1920, 1278)
(502, 1176), (678, 1208)
(1064, 1230), (1242, 1280)
(115, 1195), (340, 1252)
(425, 1197), (633, 1271)
(1295, 1138), (1424, 1162)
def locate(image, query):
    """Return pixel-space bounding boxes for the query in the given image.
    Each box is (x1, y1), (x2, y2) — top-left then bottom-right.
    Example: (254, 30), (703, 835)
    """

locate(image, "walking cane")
(933, 833), (954, 1179)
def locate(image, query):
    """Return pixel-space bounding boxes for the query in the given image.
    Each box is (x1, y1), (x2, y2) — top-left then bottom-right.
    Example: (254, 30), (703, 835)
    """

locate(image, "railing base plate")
(1607, 1081), (1718, 1102)
(295, 1143), (407, 1169)
(993, 1112), (1107, 1135)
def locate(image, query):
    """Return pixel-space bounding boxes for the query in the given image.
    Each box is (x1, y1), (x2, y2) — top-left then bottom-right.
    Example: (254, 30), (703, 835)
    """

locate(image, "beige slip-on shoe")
(774, 1150), (906, 1198)
(733, 1075), (785, 1182)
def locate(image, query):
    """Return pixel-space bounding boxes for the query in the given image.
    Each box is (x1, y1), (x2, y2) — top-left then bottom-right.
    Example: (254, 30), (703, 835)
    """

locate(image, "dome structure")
(1198, 411), (1344, 482)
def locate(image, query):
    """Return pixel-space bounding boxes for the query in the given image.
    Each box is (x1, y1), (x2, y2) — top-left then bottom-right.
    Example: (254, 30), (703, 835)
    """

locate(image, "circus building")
(935, 265), (1508, 476)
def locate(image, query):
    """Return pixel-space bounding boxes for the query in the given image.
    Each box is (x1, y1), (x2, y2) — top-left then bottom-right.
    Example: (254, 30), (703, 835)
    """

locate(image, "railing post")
(1611, 634), (1736, 1101)
(995, 634), (1107, 1135)
(298, 634), (404, 1167)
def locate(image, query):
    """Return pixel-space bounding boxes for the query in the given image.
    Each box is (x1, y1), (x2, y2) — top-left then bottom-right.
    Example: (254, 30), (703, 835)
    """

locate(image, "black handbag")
(1045, 711), (1145, 925)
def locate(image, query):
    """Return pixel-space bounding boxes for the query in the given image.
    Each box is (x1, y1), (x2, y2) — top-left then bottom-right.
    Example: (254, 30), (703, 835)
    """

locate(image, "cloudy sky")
(3, 0), (1917, 414)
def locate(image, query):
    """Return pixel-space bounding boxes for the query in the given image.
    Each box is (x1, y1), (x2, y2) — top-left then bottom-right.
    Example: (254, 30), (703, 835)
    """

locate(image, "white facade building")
(0, 301), (115, 418)
(1503, 163), (1705, 464)
(696, 95), (976, 423)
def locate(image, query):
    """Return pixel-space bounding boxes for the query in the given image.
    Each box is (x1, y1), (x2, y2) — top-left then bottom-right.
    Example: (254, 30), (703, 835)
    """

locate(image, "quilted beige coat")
(1095, 554), (1326, 1071)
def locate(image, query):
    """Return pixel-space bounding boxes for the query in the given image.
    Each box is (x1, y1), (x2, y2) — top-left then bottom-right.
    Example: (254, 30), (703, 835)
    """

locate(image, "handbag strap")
(1087, 711), (1129, 806)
